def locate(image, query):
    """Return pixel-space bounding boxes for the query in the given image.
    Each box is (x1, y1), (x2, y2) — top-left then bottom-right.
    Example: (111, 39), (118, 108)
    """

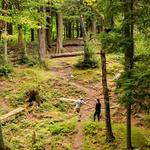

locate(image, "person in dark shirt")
(94, 99), (101, 121)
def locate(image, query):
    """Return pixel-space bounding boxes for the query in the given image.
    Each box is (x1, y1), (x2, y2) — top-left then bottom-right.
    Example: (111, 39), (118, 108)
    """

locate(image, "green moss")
(83, 121), (150, 150)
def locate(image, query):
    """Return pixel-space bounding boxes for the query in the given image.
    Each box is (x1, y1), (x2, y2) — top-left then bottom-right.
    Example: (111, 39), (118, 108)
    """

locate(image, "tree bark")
(4, 23), (8, 63)
(56, 12), (63, 53)
(124, 0), (134, 149)
(127, 105), (132, 150)
(38, 6), (46, 59)
(38, 27), (46, 58)
(18, 25), (24, 49)
(76, 20), (80, 38)
(101, 49), (115, 142)
(7, 23), (13, 35)
(80, 22), (83, 37)
(0, 122), (5, 150)
(80, 14), (90, 64)
(31, 28), (34, 42)
(46, 8), (52, 49)
(91, 19), (96, 33)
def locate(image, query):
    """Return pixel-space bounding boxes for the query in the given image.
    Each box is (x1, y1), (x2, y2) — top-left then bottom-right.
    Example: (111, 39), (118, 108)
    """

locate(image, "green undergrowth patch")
(0, 66), (86, 108)
(106, 53), (123, 78)
(46, 78), (86, 98)
(3, 117), (77, 150)
(46, 57), (79, 68)
(0, 107), (6, 115)
(72, 68), (101, 85)
(0, 67), (54, 107)
(83, 121), (150, 150)
(140, 114), (150, 128)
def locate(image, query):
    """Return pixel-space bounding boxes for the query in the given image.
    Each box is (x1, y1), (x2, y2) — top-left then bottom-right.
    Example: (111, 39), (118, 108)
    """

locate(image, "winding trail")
(49, 60), (105, 150)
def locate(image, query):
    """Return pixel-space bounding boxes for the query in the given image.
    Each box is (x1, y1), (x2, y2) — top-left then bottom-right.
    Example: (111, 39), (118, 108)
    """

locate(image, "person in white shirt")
(75, 98), (86, 121)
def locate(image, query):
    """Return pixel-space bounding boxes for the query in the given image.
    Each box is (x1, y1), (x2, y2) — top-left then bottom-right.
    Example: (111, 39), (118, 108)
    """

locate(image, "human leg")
(94, 111), (97, 121)
(97, 112), (100, 121)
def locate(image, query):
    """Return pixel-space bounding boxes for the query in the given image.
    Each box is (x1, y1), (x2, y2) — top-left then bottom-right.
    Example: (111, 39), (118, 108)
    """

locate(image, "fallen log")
(49, 52), (84, 58)
(49, 51), (100, 58)
(59, 98), (77, 103)
(0, 107), (25, 123)
(51, 39), (84, 47)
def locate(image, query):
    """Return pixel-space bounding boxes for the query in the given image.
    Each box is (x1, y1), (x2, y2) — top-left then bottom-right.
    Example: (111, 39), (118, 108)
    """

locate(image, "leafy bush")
(116, 55), (150, 109)
(0, 65), (12, 76)
(75, 43), (99, 69)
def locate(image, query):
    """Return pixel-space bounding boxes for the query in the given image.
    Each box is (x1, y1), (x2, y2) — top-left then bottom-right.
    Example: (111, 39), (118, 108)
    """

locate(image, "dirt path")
(49, 61), (105, 150)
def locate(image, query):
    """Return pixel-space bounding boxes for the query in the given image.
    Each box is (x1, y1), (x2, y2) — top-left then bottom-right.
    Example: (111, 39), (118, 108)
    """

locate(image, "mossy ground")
(0, 53), (149, 150)
(83, 120), (150, 150)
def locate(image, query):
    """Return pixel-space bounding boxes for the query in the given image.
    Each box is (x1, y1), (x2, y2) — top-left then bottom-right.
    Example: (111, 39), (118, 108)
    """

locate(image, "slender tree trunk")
(80, 22), (83, 37)
(18, 25), (28, 62)
(4, 23), (8, 63)
(91, 19), (96, 33)
(46, 9), (52, 49)
(101, 49), (115, 142)
(72, 21), (75, 39)
(7, 23), (13, 35)
(68, 21), (72, 39)
(80, 14), (90, 64)
(56, 12), (63, 53)
(124, 0), (134, 149)
(38, 27), (46, 58)
(0, 122), (5, 150)
(76, 20), (80, 38)
(127, 105), (132, 150)
(18, 25), (24, 49)
(38, 6), (46, 59)
(31, 28), (34, 42)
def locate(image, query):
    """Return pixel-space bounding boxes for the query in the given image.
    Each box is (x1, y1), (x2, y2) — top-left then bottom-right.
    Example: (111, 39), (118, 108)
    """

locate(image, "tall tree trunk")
(46, 8), (52, 49)
(68, 21), (72, 39)
(56, 12), (63, 53)
(80, 22), (83, 37)
(80, 14), (90, 64)
(76, 20), (80, 38)
(64, 21), (66, 40)
(4, 23), (8, 63)
(18, 25), (28, 62)
(7, 23), (13, 35)
(0, 122), (5, 150)
(124, 0), (134, 149)
(72, 21), (75, 39)
(31, 28), (34, 42)
(18, 25), (24, 49)
(91, 19), (96, 33)
(127, 105), (132, 150)
(101, 49), (115, 142)
(38, 6), (46, 59)
(38, 28), (46, 58)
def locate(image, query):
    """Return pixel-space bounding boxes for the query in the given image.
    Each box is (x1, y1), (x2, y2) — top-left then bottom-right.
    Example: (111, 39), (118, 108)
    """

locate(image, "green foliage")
(116, 54), (150, 108)
(140, 115), (150, 128)
(54, 101), (69, 112)
(0, 64), (13, 76)
(83, 121), (150, 150)
(50, 119), (76, 136)
(75, 42), (99, 69)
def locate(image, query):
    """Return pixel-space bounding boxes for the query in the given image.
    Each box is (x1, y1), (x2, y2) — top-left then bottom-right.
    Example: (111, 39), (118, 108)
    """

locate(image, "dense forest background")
(0, 0), (150, 150)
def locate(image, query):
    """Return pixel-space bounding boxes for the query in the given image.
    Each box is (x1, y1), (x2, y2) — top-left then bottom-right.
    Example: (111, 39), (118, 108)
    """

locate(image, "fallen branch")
(59, 98), (77, 103)
(49, 52), (100, 58)
(0, 107), (25, 123)
(49, 52), (84, 58)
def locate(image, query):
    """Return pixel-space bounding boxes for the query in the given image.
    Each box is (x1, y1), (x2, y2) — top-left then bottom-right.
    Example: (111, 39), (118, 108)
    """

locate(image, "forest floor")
(0, 52), (150, 150)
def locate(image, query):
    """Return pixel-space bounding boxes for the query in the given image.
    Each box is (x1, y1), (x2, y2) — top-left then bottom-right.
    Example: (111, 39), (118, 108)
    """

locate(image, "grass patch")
(83, 120), (150, 150)
(3, 118), (77, 150)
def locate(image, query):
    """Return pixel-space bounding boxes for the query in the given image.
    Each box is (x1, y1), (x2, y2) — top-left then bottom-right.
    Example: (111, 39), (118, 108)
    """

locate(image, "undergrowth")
(83, 121), (150, 150)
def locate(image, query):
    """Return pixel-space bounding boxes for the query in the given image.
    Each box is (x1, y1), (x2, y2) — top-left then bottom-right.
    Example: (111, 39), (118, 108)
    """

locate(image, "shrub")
(0, 65), (12, 76)
(75, 43), (99, 69)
